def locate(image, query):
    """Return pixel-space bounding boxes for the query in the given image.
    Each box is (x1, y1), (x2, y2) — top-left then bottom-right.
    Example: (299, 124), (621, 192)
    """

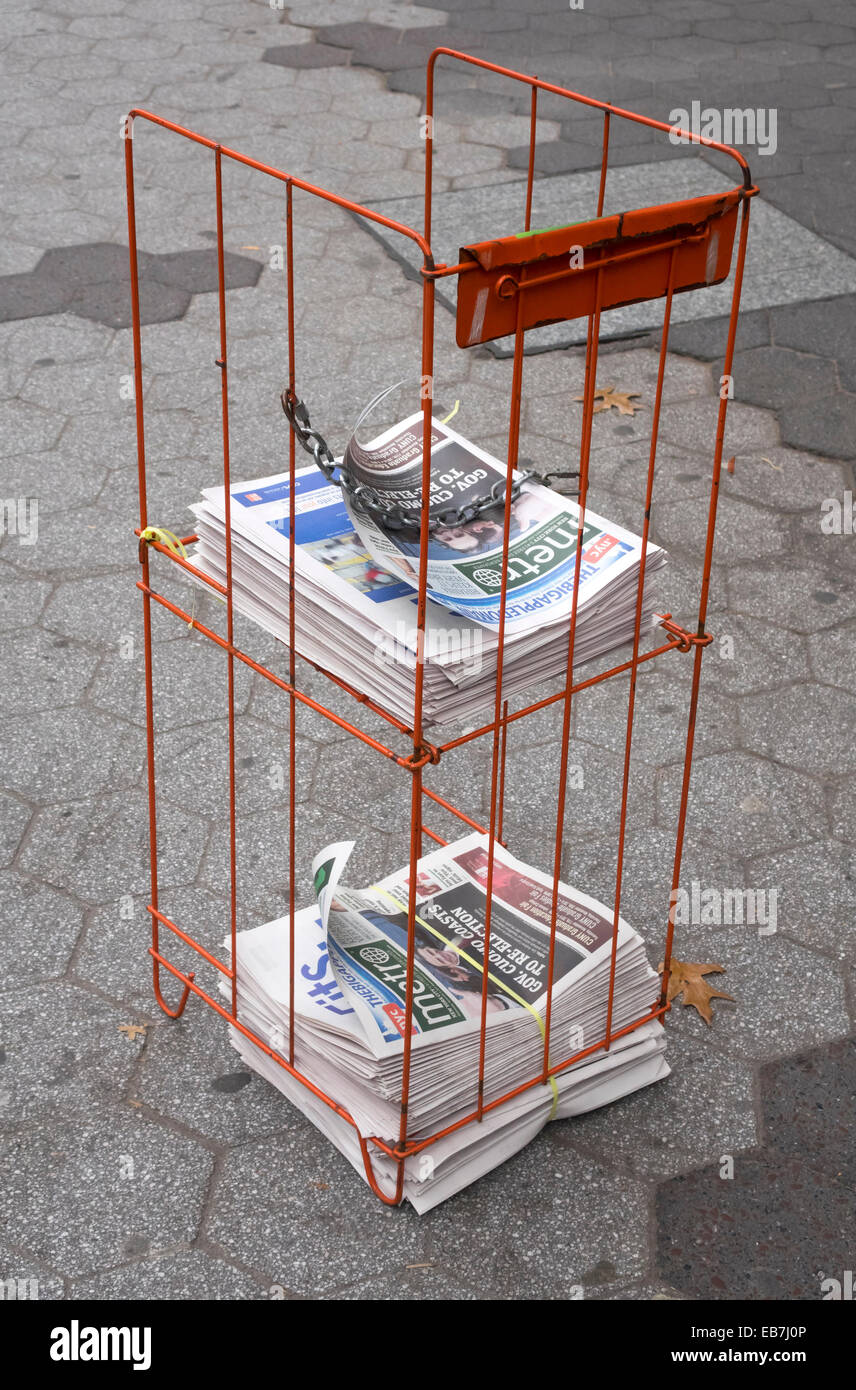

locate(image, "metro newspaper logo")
(456, 514), (598, 595)
(50, 1320), (151, 1370)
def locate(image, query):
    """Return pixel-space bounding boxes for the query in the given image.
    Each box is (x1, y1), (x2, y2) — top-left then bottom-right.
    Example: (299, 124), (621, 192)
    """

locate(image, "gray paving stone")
(738, 681), (856, 776)
(772, 295), (856, 393)
(507, 139), (603, 175)
(655, 493), (789, 566)
(0, 706), (137, 803)
(89, 630), (255, 731)
(726, 559), (856, 633)
(137, 1002), (293, 1147)
(658, 398), (779, 458)
(701, 614), (810, 696)
(197, 801), (408, 921)
(207, 1126), (428, 1296)
(70, 1248), (264, 1300)
(41, 573), (145, 645)
(572, 661), (737, 766)
(18, 789), (206, 905)
(263, 43), (350, 69)
(657, 1151), (854, 1299)
(829, 778), (854, 844)
(571, 1034), (757, 1179)
(778, 391), (856, 459)
(0, 243), (263, 330)
(73, 878), (241, 1012)
(424, 1139), (651, 1296)
(0, 1241), (65, 1301)
(761, 1035), (856, 1180)
(0, 793), (30, 869)
(1, 398), (65, 454)
(657, 750), (828, 858)
(663, 923), (849, 1061)
(722, 445), (848, 514)
(0, 629), (98, 718)
(497, 737), (658, 865)
(747, 839), (856, 960)
(733, 344), (839, 412)
(335, 1265), (483, 1299)
(0, 981), (139, 1132)
(0, 872), (83, 988)
(154, 717), (319, 822)
(807, 620), (856, 692)
(0, 571), (53, 637)
(0, 1112), (214, 1279)
(665, 308), (772, 362)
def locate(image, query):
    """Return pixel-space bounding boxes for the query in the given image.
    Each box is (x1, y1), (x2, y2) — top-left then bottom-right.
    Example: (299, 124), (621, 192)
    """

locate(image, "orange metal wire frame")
(125, 48), (754, 1205)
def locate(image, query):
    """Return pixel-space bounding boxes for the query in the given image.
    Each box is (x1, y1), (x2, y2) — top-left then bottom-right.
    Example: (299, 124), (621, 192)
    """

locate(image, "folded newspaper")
(224, 832), (669, 1211)
(189, 412), (667, 728)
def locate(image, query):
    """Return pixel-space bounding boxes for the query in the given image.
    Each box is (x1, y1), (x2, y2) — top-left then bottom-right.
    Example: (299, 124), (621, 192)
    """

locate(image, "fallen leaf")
(658, 959), (735, 1026)
(575, 384), (642, 416)
(118, 1024), (147, 1041)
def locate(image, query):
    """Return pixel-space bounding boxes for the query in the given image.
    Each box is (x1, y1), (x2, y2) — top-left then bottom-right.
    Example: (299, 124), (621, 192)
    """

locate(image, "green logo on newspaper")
(348, 940), (467, 1032)
(455, 515), (598, 595)
(313, 858), (335, 895)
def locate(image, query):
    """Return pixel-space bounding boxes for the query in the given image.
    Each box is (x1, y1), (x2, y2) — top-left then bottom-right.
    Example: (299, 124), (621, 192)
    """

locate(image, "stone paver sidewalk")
(0, 0), (853, 1301)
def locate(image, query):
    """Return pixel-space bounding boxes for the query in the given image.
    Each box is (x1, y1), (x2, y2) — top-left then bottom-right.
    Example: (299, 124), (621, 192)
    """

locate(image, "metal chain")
(280, 389), (575, 532)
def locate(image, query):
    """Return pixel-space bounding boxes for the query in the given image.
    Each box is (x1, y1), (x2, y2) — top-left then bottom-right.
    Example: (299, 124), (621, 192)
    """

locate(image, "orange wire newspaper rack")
(125, 50), (756, 1205)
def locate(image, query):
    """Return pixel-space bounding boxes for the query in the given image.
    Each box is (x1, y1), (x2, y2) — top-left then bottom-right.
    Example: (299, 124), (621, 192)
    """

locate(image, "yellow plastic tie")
(140, 525), (188, 560)
(139, 526), (197, 630)
(440, 399), (460, 425)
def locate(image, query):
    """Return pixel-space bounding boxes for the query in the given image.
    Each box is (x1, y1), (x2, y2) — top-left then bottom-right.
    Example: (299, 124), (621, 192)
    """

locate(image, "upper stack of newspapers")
(189, 410), (667, 728)
(225, 833), (669, 1211)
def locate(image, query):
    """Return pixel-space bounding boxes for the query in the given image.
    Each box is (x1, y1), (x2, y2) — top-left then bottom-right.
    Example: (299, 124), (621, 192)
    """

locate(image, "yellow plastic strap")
(373, 885), (560, 1117)
(140, 526), (198, 629)
(140, 525), (188, 559)
(440, 399), (460, 425)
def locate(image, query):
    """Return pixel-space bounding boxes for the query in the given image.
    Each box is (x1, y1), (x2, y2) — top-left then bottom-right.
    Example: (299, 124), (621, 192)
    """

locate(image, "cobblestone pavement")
(0, 0), (854, 1301)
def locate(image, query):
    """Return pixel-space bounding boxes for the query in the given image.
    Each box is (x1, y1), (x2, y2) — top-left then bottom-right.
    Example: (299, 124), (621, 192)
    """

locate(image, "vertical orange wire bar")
(475, 71), (540, 1120)
(394, 72), (440, 1194)
(542, 263), (605, 1075)
(497, 699), (509, 846)
(214, 146), (240, 1018)
(605, 247), (677, 1046)
(596, 111), (610, 218)
(286, 179), (297, 1067)
(125, 122), (192, 1020)
(478, 289), (527, 1120)
(660, 196), (752, 1010)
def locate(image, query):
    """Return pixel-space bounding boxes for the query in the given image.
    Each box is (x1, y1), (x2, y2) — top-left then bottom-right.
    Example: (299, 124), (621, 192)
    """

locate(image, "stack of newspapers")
(189, 412), (667, 728)
(224, 833), (669, 1211)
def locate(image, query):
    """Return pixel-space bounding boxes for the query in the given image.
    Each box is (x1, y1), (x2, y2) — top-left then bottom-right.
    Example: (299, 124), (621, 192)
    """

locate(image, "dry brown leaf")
(575, 384), (642, 416)
(658, 959), (735, 1026)
(118, 1023), (147, 1041)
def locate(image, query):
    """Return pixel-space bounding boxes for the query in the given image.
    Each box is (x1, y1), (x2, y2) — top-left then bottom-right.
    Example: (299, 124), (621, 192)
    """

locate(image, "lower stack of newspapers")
(224, 832), (669, 1211)
(190, 412), (667, 729)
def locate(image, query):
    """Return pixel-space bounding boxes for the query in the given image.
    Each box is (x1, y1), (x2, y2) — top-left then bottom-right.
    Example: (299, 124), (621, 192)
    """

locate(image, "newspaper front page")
(312, 832), (634, 1059)
(343, 412), (659, 633)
